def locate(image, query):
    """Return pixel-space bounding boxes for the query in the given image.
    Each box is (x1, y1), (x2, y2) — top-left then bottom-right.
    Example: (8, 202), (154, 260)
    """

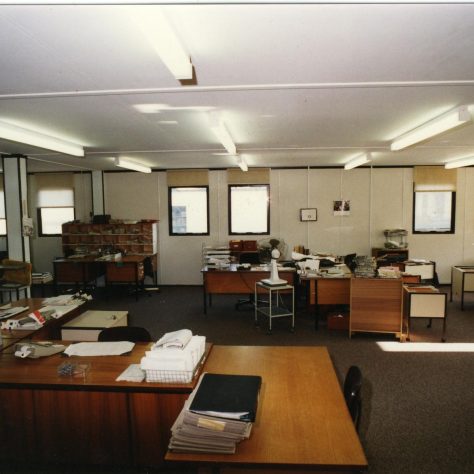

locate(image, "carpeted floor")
(83, 284), (474, 474)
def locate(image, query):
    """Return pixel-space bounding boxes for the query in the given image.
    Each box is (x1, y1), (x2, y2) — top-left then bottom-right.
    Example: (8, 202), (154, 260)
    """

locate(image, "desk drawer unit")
(61, 310), (128, 341)
(451, 266), (474, 309)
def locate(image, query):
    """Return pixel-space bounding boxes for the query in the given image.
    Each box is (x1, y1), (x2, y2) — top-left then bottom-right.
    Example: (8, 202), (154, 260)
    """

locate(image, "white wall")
(26, 167), (474, 284)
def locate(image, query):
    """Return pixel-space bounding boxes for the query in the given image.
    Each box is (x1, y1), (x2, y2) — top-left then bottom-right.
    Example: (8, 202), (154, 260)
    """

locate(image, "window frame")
(228, 184), (270, 236)
(168, 185), (210, 236)
(37, 206), (75, 237)
(412, 191), (456, 234)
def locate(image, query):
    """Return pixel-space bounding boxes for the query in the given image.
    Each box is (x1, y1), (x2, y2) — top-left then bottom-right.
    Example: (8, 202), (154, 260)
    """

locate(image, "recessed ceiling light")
(158, 121), (178, 125)
(134, 104), (213, 114)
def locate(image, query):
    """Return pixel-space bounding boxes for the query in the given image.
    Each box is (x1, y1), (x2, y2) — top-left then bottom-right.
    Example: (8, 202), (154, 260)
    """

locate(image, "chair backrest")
(1, 259), (32, 286)
(98, 326), (152, 342)
(343, 365), (362, 431)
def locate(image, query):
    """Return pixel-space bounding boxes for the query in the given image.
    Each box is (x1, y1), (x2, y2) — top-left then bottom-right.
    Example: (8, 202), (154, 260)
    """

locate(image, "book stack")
(169, 372), (262, 454)
(203, 246), (231, 269)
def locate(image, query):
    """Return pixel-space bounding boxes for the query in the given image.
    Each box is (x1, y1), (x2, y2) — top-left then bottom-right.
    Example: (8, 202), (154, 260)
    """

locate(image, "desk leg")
(203, 286), (207, 314)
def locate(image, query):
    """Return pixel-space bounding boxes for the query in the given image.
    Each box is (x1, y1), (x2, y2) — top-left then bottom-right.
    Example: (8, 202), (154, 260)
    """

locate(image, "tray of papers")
(145, 368), (195, 383)
(144, 352), (205, 384)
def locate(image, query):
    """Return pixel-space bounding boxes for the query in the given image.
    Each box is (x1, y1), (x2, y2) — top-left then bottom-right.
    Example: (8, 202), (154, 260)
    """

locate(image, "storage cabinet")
(350, 277), (403, 338)
(61, 221), (158, 257)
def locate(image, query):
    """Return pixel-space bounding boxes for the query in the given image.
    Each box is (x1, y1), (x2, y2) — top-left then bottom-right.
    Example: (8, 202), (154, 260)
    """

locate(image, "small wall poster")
(333, 200), (350, 216)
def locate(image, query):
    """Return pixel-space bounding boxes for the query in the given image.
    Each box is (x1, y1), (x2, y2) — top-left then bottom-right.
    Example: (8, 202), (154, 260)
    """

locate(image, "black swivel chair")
(98, 326), (152, 342)
(343, 365), (363, 432)
(235, 252), (265, 310)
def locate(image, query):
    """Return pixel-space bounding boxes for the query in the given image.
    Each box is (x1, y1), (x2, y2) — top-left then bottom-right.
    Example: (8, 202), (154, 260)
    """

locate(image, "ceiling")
(1, 2), (474, 173)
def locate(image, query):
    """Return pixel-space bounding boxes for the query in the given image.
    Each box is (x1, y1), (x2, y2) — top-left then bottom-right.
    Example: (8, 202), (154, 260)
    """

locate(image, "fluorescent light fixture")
(444, 156), (474, 169)
(115, 157), (151, 173)
(132, 8), (193, 80)
(236, 155), (248, 172)
(391, 106), (471, 151)
(0, 120), (84, 156)
(344, 153), (371, 170)
(208, 113), (237, 155)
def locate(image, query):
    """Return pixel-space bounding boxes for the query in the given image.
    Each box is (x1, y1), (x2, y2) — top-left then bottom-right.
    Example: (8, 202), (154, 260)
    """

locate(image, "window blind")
(413, 166), (457, 192)
(36, 173), (74, 207)
(167, 170), (209, 186)
(227, 168), (270, 184)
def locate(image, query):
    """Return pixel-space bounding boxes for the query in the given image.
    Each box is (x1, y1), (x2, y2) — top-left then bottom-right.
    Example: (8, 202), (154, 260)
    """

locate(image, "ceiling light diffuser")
(391, 106), (471, 151)
(444, 156), (474, 169)
(237, 155), (248, 172)
(0, 120), (84, 156)
(208, 113), (237, 155)
(344, 153), (371, 170)
(132, 9), (193, 80)
(115, 157), (151, 173)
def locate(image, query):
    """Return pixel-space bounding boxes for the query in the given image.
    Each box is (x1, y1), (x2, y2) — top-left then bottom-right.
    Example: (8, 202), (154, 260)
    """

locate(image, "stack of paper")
(168, 373), (261, 454)
(140, 329), (206, 383)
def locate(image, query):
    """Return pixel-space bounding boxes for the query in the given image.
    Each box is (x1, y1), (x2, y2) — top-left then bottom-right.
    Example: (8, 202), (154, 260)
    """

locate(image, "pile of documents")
(140, 329), (206, 383)
(169, 372), (261, 454)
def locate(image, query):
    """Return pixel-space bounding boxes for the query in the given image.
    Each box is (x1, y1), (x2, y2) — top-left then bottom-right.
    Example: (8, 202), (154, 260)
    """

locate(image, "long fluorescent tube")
(391, 106), (471, 151)
(115, 157), (151, 173)
(344, 153), (371, 170)
(237, 155), (248, 172)
(445, 156), (474, 169)
(0, 120), (84, 156)
(132, 8), (193, 80)
(209, 113), (237, 155)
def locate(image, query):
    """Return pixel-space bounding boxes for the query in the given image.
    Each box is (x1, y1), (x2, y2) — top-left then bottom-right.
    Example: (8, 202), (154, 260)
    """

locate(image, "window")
(38, 206), (75, 236)
(229, 184), (269, 235)
(38, 187), (75, 236)
(413, 191), (455, 234)
(169, 186), (209, 235)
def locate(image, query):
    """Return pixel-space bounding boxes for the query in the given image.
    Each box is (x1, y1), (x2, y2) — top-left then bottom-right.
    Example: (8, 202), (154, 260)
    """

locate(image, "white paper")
(64, 341), (135, 357)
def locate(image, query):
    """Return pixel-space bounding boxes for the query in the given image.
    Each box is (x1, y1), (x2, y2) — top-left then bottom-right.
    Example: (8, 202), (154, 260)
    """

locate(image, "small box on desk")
(229, 240), (243, 250)
(61, 310), (128, 341)
(243, 240), (257, 251)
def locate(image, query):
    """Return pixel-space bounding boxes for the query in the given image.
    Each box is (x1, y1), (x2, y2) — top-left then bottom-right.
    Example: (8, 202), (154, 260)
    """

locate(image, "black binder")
(189, 373), (262, 422)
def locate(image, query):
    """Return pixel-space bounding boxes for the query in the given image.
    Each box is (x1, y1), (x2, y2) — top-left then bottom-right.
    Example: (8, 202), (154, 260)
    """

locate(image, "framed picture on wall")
(300, 208), (317, 221)
(333, 200), (350, 216)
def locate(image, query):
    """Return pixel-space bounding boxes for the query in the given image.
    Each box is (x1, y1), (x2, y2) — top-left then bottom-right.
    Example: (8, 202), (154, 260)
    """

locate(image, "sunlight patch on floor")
(376, 342), (474, 352)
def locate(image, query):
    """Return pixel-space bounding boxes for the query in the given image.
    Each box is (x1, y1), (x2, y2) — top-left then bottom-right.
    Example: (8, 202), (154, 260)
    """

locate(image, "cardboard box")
(243, 240), (257, 251)
(61, 310), (128, 341)
(327, 313), (349, 331)
(229, 240), (243, 250)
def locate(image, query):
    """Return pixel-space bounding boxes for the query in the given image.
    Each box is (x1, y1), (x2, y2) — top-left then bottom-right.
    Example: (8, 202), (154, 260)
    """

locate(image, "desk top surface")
(166, 345), (367, 470)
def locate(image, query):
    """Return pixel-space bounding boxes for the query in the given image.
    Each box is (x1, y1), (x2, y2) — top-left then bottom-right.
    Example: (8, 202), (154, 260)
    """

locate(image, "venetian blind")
(413, 166), (457, 192)
(36, 173), (74, 207)
(227, 168), (270, 184)
(167, 170), (209, 186)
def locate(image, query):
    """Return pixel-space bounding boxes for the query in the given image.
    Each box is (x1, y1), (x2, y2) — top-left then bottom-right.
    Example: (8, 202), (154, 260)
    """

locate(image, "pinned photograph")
(333, 200), (350, 216)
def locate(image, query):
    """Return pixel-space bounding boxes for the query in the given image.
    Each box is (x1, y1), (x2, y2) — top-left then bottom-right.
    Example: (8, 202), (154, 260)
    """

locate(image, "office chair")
(98, 326), (152, 342)
(343, 365), (362, 432)
(0, 259), (33, 303)
(235, 252), (266, 310)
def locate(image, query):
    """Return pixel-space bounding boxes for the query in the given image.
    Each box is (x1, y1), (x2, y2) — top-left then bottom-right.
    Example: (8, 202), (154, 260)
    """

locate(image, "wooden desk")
(350, 278), (403, 339)
(166, 345), (367, 472)
(0, 298), (87, 350)
(0, 342), (211, 468)
(53, 256), (103, 293)
(202, 265), (295, 313)
(451, 265), (474, 310)
(104, 255), (145, 301)
(300, 271), (351, 330)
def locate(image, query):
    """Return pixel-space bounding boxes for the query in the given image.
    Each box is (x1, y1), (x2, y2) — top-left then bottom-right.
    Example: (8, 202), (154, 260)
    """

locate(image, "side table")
(255, 282), (295, 334)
